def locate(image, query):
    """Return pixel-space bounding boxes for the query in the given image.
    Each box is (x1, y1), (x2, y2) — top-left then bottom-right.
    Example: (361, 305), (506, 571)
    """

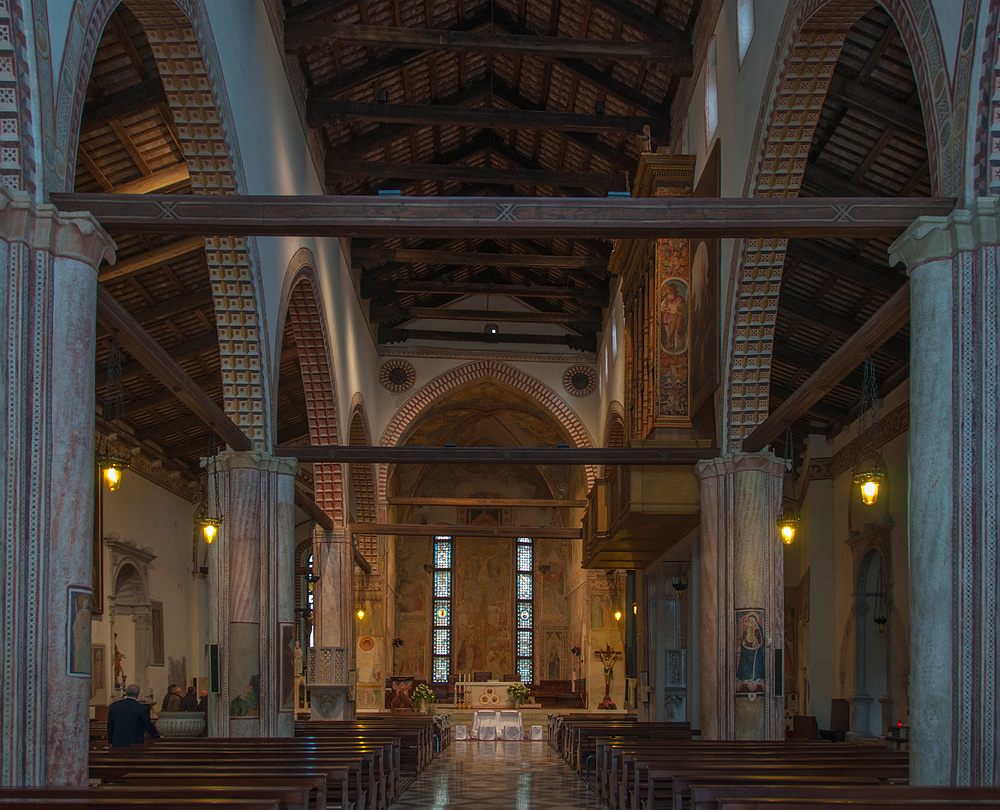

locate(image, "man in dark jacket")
(179, 685), (199, 711)
(107, 683), (160, 747)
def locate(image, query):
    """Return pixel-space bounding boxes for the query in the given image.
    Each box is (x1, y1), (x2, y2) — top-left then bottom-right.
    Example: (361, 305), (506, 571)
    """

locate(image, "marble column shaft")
(209, 450), (299, 738)
(311, 526), (355, 720)
(889, 199), (1000, 786)
(0, 190), (114, 785)
(695, 452), (784, 740)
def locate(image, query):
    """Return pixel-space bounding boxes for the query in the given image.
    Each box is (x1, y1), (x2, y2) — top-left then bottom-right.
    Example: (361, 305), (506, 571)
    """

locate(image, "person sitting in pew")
(107, 683), (160, 748)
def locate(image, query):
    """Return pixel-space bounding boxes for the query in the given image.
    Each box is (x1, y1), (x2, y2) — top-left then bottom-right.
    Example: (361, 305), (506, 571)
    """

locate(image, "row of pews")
(554, 716), (1000, 810)
(0, 715), (443, 810)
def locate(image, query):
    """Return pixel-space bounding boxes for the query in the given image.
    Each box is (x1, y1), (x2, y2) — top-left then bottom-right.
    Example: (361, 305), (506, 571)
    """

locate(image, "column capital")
(888, 197), (1000, 270)
(214, 449), (300, 476)
(0, 186), (115, 267)
(694, 451), (783, 481)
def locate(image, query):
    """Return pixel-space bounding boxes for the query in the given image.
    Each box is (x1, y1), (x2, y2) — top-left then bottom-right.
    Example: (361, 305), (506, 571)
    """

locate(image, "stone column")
(310, 526), (355, 720)
(208, 450), (299, 738)
(0, 189), (115, 785)
(688, 536), (702, 729)
(695, 452), (784, 740)
(804, 436), (835, 729)
(888, 199), (1000, 785)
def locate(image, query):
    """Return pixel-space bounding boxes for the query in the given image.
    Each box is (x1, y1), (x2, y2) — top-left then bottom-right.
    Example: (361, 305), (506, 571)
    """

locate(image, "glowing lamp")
(853, 468), (885, 506)
(97, 454), (129, 493)
(777, 507), (800, 546)
(198, 515), (222, 544)
(614, 610), (622, 621)
(356, 607), (366, 620)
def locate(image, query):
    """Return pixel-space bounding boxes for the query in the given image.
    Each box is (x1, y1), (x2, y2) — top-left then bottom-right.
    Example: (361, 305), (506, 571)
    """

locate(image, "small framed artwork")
(68, 587), (92, 676)
(91, 644), (107, 703)
(150, 601), (165, 666)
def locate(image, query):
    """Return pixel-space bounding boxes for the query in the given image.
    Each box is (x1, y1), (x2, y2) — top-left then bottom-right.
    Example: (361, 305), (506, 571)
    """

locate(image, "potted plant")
(506, 681), (530, 709)
(412, 682), (435, 714)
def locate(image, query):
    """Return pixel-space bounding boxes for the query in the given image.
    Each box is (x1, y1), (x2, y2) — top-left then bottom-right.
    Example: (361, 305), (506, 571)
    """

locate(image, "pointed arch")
(602, 402), (626, 479)
(57, 0), (271, 445)
(348, 397), (378, 566)
(723, 0), (952, 450)
(378, 360), (596, 502)
(277, 253), (344, 525)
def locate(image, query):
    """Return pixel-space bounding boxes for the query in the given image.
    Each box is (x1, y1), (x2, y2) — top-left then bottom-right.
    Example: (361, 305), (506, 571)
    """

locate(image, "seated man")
(107, 683), (160, 748)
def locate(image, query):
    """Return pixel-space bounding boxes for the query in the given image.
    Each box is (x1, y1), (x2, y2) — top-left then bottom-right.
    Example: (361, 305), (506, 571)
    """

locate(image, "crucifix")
(594, 644), (620, 710)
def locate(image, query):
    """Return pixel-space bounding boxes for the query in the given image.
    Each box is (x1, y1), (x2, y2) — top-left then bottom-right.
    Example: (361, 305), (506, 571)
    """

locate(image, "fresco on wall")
(735, 608), (765, 695)
(590, 592), (613, 630)
(544, 630), (565, 680)
(455, 538), (512, 677)
(395, 616), (426, 678)
(540, 538), (568, 620)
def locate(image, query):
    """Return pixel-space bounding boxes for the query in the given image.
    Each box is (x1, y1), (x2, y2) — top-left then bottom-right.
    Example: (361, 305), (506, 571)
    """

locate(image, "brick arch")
(377, 360), (596, 501)
(0, 0), (36, 194)
(976, 0), (1000, 197)
(57, 0), (271, 446)
(348, 400), (378, 564)
(724, 0), (950, 450)
(281, 261), (344, 526)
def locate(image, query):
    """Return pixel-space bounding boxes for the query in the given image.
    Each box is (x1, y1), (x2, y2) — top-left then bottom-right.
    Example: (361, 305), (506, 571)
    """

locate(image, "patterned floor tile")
(393, 740), (604, 809)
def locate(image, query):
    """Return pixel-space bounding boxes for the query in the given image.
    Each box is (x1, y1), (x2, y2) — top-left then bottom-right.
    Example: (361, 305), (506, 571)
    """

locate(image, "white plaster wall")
(93, 473), (208, 706)
(597, 282), (626, 442)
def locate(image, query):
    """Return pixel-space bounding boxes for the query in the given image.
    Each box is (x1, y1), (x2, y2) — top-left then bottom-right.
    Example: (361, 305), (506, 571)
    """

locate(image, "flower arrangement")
(392, 637), (404, 648)
(412, 683), (436, 705)
(506, 682), (530, 700)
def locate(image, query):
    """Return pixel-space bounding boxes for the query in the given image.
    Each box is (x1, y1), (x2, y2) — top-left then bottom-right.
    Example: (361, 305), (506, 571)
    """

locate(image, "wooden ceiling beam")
(116, 332), (218, 379)
(768, 382), (851, 426)
(771, 342), (865, 391)
(350, 522), (581, 539)
(745, 281), (912, 451)
(828, 73), (925, 137)
(326, 157), (626, 191)
(279, 444), (718, 464)
(95, 286), (250, 451)
(113, 163), (190, 195)
(786, 239), (903, 294)
(293, 484), (335, 530)
(308, 98), (660, 135)
(98, 289), (213, 331)
(80, 78), (166, 133)
(284, 0), (358, 24)
(379, 325), (597, 350)
(125, 371), (220, 412)
(353, 246), (608, 270)
(368, 280), (610, 303)
(779, 291), (910, 359)
(287, 21), (693, 69)
(387, 496), (588, 507)
(587, 0), (690, 47)
(370, 304), (602, 327)
(54, 192), (956, 239)
(99, 236), (205, 283)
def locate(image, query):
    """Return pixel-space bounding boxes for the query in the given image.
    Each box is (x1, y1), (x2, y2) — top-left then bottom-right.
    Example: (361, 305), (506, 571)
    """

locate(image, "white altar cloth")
(471, 709), (523, 740)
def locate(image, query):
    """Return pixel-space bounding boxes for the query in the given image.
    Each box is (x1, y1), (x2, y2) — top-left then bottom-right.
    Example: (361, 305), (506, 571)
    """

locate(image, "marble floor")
(393, 740), (604, 809)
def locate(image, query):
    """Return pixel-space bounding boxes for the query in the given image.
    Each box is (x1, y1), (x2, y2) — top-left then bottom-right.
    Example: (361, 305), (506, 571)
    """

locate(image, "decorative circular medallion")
(380, 360), (416, 393)
(489, 693), (501, 704)
(357, 689), (376, 708)
(563, 364), (597, 397)
(479, 694), (491, 705)
(358, 635), (375, 652)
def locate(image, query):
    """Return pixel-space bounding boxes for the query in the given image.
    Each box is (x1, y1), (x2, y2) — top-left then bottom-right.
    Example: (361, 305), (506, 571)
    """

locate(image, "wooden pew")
(0, 786), (308, 810)
(125, 775), (326, 810)
(690, 783), (1000, 810)
(718, 801), (999, 810)
(0, 800), (279, 809)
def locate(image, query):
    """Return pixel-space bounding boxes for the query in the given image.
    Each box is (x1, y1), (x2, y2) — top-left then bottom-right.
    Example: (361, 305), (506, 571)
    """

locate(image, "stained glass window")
(432, 536), (452, 682)
(515, 537), (533, 683)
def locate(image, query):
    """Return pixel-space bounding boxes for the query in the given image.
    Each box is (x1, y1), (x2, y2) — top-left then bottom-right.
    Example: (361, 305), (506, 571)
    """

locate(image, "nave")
(393, 740), (601, 810)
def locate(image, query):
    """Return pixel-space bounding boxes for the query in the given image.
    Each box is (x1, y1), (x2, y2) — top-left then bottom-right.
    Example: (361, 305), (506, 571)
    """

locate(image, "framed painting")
(68, 587), (92, 676)
(735, 608), (765, 694)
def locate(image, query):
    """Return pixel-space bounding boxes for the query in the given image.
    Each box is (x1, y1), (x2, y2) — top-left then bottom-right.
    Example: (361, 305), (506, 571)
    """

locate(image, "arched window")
(295, 540), (315, 650)
(515, 537), (534, 683)
(737, 0), (755, 65)
(705, 37), (719, 144)
(432, 536), (453, 683)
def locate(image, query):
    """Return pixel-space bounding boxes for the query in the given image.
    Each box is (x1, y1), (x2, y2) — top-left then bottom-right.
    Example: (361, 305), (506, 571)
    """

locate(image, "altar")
(461, 680), (521, 709)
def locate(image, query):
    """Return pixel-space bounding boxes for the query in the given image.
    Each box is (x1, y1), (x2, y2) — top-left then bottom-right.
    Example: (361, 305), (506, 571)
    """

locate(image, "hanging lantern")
(614, 609), (622, 621)
(197, 514), (222, 544)
(873, 567), (888, 633)
(356, 607), (366, 620)
(853, 355), (887, 507)
(671, 566), (688, 598)
(777, 510), (800, 545)
(198, 436), (224, 544)
(96, 453), (130, 492)
(854, 467), (885, 506)
(96, 330), (130, 492)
